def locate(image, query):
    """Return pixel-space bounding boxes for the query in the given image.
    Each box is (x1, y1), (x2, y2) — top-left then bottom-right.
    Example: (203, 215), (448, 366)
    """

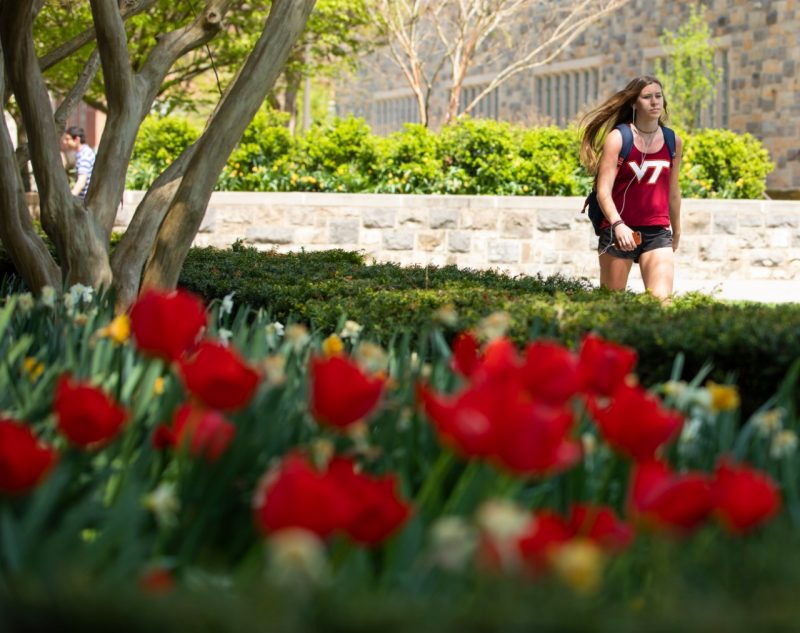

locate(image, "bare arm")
(72, 173), (88, 197)
(669, 135), (683, 251)
(596, 129), (636, 250)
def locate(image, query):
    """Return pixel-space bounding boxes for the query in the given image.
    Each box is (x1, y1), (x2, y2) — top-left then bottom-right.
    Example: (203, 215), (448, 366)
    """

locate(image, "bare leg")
(599, 253), (633, 290)
(639, 247), (675, 300)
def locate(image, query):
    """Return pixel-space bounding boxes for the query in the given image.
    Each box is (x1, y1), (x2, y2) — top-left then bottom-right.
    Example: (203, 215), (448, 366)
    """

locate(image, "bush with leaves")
(516, 125), (590, 196)
(374, 123), (442, 193)
(125, 113), (773, 198)
(217, 109), (295, 191)
(680, 128), (774, 199)
(126, 115), (201, 190)
(436, 117), (518, 194)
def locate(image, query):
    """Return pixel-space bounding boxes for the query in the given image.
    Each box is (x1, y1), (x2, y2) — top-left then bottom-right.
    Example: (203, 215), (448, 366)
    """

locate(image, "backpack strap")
(661, 125), (677, 162)
(614, 123), (634, 166)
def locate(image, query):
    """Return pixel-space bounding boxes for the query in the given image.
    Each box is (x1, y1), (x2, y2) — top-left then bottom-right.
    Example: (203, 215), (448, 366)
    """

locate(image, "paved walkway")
(671, 279), (800, 304)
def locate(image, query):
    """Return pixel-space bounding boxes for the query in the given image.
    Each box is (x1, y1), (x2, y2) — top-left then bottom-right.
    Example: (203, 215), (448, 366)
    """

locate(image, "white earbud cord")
(599, 111), (651, 255)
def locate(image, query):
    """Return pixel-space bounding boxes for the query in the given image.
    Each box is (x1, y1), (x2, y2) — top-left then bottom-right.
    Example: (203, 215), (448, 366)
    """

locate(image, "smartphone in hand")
(632, 231), (642, 245)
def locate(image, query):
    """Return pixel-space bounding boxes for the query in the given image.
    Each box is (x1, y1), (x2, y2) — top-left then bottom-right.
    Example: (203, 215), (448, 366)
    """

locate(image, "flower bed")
(1, 287), (798, 629)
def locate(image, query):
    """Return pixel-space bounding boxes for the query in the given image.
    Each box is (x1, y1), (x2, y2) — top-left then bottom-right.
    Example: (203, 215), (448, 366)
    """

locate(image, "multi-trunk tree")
(0, 0), (316, 309)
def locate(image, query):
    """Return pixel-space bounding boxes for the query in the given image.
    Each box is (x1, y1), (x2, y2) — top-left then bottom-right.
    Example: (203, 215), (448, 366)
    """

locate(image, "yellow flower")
(22, 357), (45, 382)
(321, 334), (344, 357)
(705, 381), (740, 412)
(100, 314), (131, 345)
(549, 539), (605, 595)
(153, 376), (165, 396)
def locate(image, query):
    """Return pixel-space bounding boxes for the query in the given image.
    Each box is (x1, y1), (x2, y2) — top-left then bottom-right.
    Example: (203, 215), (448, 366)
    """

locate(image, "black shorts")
(597, 226), (673, 264)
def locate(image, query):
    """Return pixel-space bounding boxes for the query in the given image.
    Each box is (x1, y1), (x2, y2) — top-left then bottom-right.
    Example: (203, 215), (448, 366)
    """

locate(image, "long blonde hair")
(579, 75), (670, 174)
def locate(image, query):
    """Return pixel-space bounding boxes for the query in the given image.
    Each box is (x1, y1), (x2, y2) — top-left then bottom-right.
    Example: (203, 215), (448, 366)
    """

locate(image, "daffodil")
(706, 381), (740, 412)
(321, 334), (344, 357)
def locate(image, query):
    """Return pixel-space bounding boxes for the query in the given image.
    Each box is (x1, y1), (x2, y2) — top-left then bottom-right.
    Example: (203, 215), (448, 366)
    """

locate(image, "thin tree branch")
(39, 0), (158, 72)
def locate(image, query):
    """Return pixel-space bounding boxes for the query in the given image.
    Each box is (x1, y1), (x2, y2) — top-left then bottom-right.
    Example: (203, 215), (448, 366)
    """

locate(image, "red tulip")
(54, 375), (128, 448)
(139, 567), (175, 594)
(309, 355), (385, 429)
(578, 334), (637, 396)
(253, 454), (355, 539)
(0, 418), (58, 494)
(167, 404), (236, 462)
(516, 511), (573, 571)
(492, 398), (581, 476)
(568, 504), (634, 550)
(326, 457), (411, 545)
(130, 289), (207, 362)
(451, 331), (480, 378)
(589, 383), (683, 461)
(712, 458), (781, 533)
(418, 382), (498, 459)
(420, 379), (580, 476)
(629, 460), (713, 533)
(179, 340), (260, 411)
(520, 340), (581, 406)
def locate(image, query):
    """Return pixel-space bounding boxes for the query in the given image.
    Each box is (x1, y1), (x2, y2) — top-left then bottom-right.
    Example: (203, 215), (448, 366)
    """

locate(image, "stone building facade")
(336, 0), (800, 194)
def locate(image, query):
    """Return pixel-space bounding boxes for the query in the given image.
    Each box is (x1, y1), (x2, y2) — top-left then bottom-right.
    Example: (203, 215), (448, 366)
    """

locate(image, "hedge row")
(2, 242), (796, 413)
(178, 245), (800, 415)
(127, 111), (774, 199)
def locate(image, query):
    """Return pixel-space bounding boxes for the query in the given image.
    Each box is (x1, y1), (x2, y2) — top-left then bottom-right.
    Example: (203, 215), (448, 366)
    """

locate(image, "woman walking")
(580, 75), (682, 300)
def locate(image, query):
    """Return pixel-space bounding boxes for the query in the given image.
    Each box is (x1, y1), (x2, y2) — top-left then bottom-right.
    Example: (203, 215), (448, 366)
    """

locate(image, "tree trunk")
(0, 47), (60, 290)
(283, 70), (302, 135)
(0, 0), (111, 289)
(141, 0), (317, 291)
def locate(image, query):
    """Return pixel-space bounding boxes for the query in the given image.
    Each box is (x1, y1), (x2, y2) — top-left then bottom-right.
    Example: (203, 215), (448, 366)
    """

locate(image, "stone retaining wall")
(101, 192), (800, 282)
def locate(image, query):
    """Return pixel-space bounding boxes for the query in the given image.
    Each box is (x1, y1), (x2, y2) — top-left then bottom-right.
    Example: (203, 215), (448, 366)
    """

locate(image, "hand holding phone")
(632, 230), (642, 245)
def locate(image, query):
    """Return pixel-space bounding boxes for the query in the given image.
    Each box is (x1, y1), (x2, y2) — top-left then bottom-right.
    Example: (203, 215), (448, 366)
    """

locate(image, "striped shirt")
(75, 144), (95, 200)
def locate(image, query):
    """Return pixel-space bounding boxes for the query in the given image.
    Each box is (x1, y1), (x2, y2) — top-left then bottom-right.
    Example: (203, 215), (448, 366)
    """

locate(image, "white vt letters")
(628, 160), (671, 184)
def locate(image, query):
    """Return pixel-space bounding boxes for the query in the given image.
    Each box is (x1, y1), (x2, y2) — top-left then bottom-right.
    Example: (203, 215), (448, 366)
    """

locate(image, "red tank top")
(607, 142), (672, 228)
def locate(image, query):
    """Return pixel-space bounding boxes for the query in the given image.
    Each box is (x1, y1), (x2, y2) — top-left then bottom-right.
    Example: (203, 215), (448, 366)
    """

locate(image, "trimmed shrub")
(177, 246), (800, 414)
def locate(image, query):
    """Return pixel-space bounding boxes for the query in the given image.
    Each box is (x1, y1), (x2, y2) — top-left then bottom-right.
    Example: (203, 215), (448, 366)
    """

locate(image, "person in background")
(579, 75), (682, 301)
(61, 126), (95, 200)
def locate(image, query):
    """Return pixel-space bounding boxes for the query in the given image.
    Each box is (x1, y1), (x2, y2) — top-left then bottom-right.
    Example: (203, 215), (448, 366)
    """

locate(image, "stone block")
(245, 227), (294, 244)
(684, 211), (712, 232)
(463, 209), (498, 230)
(397, 209), (428, 226)
(447, 231), (471, 253)
(363, 208), (396, 228)
(537, 209), (573, 231)
(383, 230), (415, 250)
(418, 232), (444, 251)
(488, 240), (520, 264)
(501, 211), (533, 238)
(329, 219), (359, 244)
(713, 215), (738, 235)
(769, 229), (792, 248)
(430, 208), (460, 229)
(287, 208), (317, 226)
(739, 213), (765, 228)
(766, 214), (800, 228)
(750, 250), (784, 267)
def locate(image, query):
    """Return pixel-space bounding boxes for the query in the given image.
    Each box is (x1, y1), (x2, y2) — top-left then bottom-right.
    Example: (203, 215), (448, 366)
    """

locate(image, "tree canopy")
(0, 0), (316, 309)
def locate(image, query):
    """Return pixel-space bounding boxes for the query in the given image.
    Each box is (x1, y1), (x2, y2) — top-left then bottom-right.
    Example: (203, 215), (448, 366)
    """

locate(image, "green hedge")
(178, 245), (800, 415)
(125, 111), (773, 199)
(2, 242), (796, 414)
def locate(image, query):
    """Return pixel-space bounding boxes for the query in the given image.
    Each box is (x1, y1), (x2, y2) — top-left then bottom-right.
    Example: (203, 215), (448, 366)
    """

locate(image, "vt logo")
(628, 160), (671, 184)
